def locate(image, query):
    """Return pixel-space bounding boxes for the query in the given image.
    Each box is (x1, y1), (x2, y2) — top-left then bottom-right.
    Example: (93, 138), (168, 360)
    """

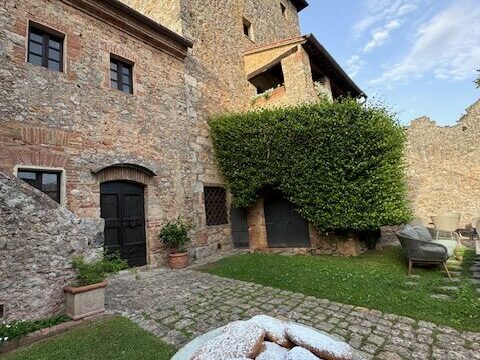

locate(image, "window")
(17, 169), (61, 203)
(249, 62), (285, 94)
(204, 186), (228, 226)
(110, 56), (133, 94)
(281, 3), (287, 18)
(243, 18), (253, 40)
(28, 25), (64, 72)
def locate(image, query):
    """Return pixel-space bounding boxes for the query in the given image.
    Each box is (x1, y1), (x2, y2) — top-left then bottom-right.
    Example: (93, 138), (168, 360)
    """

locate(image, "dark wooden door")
(100, 181), (147, 267)
(231, 207), (249, 248)
(264, 191), (310, 248)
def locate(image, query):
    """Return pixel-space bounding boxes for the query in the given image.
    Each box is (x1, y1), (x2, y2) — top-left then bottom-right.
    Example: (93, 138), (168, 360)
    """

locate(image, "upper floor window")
(17, 169), (61, 203)
(204, 186), (228, 226)
(28, 25), (64, 72)
(280, 3), (287, 18)
(243, 18), (254, 41)
(110, 56), (133, 94)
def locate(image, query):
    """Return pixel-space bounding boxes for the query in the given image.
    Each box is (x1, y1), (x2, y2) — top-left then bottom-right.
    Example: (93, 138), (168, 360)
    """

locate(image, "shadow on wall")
(0, 171), (103, 322)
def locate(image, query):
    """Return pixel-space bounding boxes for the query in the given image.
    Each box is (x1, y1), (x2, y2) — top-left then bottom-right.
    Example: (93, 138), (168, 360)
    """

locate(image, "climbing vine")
(210, 99), (411, 231)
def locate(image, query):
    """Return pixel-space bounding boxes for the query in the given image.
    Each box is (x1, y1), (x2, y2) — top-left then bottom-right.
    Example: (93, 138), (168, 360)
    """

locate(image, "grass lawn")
(3, 316), (176, 360)
(200, 246), (480, 332)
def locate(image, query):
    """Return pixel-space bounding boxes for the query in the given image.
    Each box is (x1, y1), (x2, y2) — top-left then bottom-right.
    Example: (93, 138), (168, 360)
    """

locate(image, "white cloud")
(354, 0), (419, 37)
(372, 0), (480, 85)
(346, 55), (365, 78)
(363, 20), (401, 53)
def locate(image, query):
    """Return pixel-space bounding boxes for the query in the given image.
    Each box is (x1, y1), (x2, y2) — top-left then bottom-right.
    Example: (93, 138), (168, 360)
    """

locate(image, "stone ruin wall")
(406, 100), (480, 228)
(0, 171), (102, 322)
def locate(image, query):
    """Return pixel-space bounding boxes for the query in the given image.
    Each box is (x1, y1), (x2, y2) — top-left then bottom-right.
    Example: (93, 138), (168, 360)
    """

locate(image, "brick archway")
(92, 163), (156, 185)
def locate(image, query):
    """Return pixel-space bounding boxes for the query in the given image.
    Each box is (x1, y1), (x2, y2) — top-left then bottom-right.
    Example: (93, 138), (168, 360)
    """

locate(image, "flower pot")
(63, 281), (107, 320)
(168, 252), (189, 269)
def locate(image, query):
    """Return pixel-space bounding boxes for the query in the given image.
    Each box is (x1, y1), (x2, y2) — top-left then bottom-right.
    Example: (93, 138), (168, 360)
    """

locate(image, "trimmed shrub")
(210, 99), (411, 231)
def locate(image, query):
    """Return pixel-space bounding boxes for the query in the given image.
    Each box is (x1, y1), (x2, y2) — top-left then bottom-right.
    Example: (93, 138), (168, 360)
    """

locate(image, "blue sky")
(300, 0), (480, 125)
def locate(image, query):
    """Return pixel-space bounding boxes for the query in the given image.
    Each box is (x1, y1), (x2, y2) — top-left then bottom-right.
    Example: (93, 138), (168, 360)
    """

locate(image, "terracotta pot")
(168, 252), (189, 269)
(63, 281), (107, 320)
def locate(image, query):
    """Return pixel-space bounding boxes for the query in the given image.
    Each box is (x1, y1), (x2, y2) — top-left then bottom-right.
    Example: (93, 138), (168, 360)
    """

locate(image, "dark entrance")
(264, 190), (310, 248)
(231, 207), (249, 248)
(100, 181), (147, 267)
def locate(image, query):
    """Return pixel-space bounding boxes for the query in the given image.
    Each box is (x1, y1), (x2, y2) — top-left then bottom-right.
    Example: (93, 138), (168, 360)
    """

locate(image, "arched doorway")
(100, 181), (146, 267)
(264, 190), (310, 248)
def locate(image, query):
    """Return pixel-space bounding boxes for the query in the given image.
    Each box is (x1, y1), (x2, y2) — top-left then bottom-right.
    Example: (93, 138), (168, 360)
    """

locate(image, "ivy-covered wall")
(210, 99), (411, 232)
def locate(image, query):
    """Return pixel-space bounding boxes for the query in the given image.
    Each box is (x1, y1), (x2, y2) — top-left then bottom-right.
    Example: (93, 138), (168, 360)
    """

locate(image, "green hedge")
(210, 99), (411, 231)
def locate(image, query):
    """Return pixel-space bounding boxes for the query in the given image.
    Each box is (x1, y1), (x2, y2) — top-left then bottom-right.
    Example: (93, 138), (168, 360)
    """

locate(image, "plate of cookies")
(172, 315), (366, 360)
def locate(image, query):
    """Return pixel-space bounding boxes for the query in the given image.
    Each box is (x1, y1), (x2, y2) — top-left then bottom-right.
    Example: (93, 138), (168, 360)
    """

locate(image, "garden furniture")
(396, 225), (453, 279)
(431, 213), (460, 232)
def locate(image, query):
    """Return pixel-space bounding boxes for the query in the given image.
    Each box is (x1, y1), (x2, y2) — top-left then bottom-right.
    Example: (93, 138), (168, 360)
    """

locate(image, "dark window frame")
(27, 25), (64, 72)
(204, 186), (229, 226)
(17, 169), (61, 203)
(243, 18), (253, 40)
(110, 56), (134, 94)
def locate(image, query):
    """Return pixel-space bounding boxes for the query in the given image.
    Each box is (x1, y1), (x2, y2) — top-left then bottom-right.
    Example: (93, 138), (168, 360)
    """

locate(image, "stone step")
(447, 260), (461, 266)
(430, 294), (451, 301)
(470, 279), (480, 286)
(449, 271), (462, 277)
(438, 286), (460, 293)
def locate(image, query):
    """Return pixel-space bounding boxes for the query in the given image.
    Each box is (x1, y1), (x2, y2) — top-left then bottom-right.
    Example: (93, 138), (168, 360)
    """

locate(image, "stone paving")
(106, 267), (480, 360)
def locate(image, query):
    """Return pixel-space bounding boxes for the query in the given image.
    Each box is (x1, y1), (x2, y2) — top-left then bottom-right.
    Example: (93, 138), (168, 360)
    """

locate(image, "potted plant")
(63, 254), (128, 320)
(159, 218), (194, 269)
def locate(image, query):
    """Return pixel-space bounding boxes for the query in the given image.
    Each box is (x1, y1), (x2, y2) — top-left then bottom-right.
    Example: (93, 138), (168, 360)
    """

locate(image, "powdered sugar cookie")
(285, 346), (320, 360)
(285, 324), (353, 360)
(251, 315), (292, 347)
(256, 341), (289, 360)
(191, 321), (265, 360)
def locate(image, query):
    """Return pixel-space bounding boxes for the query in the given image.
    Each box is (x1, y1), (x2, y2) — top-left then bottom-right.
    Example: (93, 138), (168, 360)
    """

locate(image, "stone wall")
(0, 0), (195, 266)
(0, 171), (102, 322)
(406, 100), (480, 227)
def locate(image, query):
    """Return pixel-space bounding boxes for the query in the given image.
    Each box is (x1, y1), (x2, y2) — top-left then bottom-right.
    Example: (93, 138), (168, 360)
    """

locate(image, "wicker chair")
(396, 231), (452, 280)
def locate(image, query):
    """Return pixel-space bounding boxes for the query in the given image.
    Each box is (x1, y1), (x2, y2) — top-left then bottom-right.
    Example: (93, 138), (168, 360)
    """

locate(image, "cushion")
(413, 225), (433, 242)
(432, 240), (457, 258)
(399, 224), (420, 240)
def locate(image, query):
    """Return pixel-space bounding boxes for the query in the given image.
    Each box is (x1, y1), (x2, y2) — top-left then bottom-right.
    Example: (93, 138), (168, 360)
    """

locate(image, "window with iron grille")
(110, 56), (133, 94)
(28, 25), (64, 72)
(17, 169), (61, 203)
(204, 186), (228, 226)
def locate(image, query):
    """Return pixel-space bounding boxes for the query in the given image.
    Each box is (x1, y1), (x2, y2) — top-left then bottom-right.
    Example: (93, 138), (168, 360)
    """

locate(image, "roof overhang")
(60, 0), (193, 60)
(291, 0), (309, 12)
(92, 163), (157, 177)
(244, 35), (364, 98)
(304, 34), (364, 98)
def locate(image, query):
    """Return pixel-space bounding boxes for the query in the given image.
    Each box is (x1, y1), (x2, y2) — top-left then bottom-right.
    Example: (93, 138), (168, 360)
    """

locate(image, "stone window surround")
(108, 52), (137, 95)
(25, 20), (68, 74)
(13, 165), (67, 206)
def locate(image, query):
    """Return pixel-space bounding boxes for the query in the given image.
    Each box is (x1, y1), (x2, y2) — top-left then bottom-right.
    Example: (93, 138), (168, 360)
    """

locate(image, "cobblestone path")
(106, 268), (480, 360)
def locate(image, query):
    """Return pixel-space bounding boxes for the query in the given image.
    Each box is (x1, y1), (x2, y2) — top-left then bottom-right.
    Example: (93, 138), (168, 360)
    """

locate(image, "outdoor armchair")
(396, 228), (452, 280)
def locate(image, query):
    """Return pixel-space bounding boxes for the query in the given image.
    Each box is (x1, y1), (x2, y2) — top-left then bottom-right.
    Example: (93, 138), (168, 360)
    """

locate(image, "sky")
(299, 0), (480, 126)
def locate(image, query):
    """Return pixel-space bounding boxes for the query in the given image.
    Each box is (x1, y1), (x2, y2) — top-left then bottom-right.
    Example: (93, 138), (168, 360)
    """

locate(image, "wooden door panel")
(231, 207), (249, 248)
(265, 191), (310, 248)
(100, 181), (146, 267)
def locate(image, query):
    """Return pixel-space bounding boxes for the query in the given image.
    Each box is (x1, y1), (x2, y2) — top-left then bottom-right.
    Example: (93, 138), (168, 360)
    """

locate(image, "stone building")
(0, 0), (361, 321)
